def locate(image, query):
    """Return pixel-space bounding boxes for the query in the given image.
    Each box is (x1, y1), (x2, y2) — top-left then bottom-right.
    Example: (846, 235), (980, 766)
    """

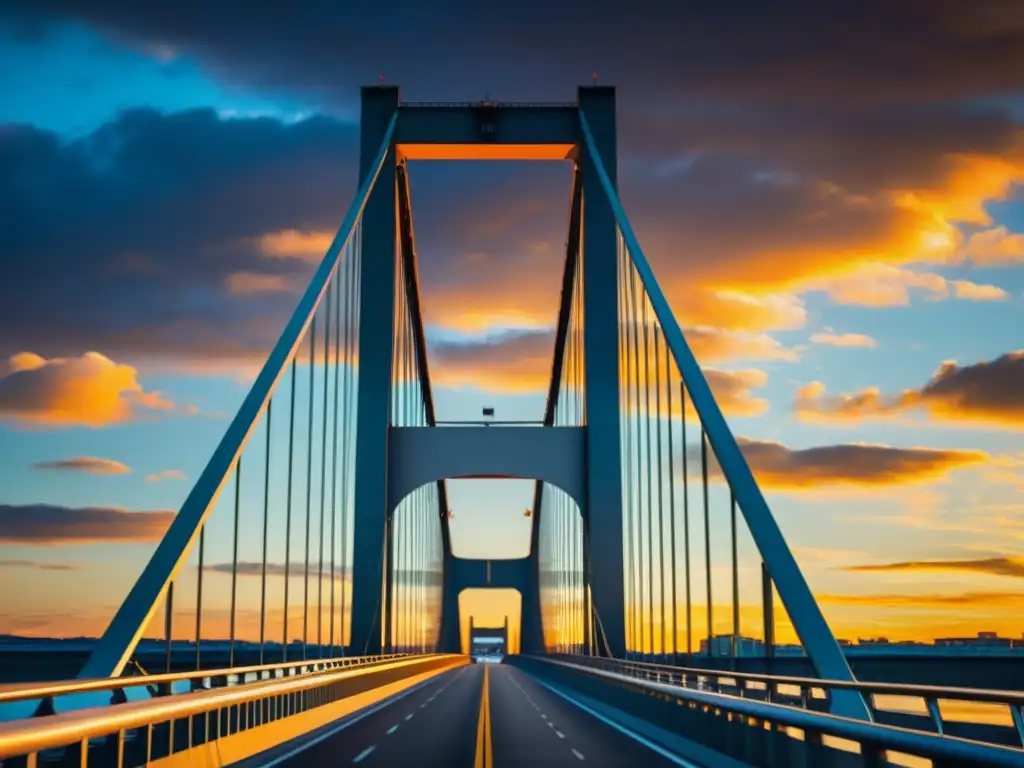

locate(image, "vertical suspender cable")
(654, 328), (666, 658)
(731, 491), (740, 660)
(702, 428), (712, 657)
(621, 241), (636, 658)
(229, 458), (242, 668)
(339, 239), (355, 655)
(681, 380), (692, 657)
(259, 400), (273, 664)
(762, 562), (775, 658)
(330, 267), (342, 655)
(666, 343), (678, 664)
(627, 262), (643, 656)
(617, 236), (633, 658)
(164, 582), (174, 674)
(318, 286), (332, 656)
(303, 318), (316, 659)
(641, 298), (654, 656)
(283, 358), (296, 659)
(195, 525), (204, 670)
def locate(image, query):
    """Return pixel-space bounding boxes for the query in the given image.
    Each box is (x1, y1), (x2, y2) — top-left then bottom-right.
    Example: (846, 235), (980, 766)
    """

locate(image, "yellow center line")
(474, 666), (492, 768)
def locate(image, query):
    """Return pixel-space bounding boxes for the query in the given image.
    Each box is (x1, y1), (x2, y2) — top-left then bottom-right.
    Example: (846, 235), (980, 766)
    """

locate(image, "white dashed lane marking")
(503, 667), (595, 765)
(348, 665), (469, 764)
(353, 745), (376, 763)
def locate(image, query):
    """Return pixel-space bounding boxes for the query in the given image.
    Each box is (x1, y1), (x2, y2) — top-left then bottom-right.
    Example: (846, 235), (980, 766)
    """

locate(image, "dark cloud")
(31, 456), (131, 474)
(9, 1), (1024, 107)
(0, 503), (175, 545)
(844, 557), (1024, 578)
(694, 437), (988, 490)
(0, 2), (1021, 373)
(429, 329), (555, 393)
(797, 350), (1024, 427)
(0, 109), (358, 364)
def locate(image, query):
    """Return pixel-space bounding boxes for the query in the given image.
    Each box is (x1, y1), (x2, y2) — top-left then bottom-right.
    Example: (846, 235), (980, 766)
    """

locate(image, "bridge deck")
(254, 664), (698, 767)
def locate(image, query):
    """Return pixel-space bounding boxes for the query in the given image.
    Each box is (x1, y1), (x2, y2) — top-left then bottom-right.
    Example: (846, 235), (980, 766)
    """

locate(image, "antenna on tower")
(592, 72), (598, 86)
(379, 73), (385, 85)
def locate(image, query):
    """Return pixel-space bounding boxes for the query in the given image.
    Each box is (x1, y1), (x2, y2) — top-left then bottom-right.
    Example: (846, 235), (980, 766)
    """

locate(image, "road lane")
(489, 665), (698, 767)
(259, 661), (700, 767)
(263, 664), (481, 767)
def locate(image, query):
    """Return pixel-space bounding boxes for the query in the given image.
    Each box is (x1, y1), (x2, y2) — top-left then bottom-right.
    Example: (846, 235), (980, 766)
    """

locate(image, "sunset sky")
(0, 2), (1022, 652)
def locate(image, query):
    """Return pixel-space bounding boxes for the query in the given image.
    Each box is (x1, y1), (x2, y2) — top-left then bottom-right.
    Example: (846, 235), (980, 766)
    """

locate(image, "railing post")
(349, 85), (400, 656)
(577, 85), (626, 659)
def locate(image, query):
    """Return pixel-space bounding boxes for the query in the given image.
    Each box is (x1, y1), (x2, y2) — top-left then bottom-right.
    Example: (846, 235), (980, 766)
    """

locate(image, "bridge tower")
(350, 85), (626, 658)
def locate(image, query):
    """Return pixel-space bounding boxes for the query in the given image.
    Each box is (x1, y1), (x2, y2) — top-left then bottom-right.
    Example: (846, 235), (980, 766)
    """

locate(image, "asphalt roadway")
(259, 663), (699, 767)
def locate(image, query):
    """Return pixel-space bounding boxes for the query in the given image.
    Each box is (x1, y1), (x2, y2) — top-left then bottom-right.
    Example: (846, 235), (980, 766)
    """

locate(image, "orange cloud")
(950, 279), (1008, 301)
(817, 590), (1024, 610)
(257, 229), (334, 262)
(960, 226), (1024, 266)
(422, 251), (562, 334)
(685, 328), (799, 363)
(796, 350), (1024, 427)
(31, 457), (131, 475)
(422, 147), (1019, 345)
(429, 329), (770, 415)
(146, 469), (187, 483)
(810, 332), (877, 348)
(698, 369), (769, 418)
(627, 134), (1024, 341)
(0, 503), (175, 546)
(0, 352), (178, 427)
(430, 330), (553, 394)
(809, 263), (1009, 307)
(698, 437), (987, 490)
(226, 271), (293, 295)
(667, 289), (807, 334)
(844, 557), (1024, 579)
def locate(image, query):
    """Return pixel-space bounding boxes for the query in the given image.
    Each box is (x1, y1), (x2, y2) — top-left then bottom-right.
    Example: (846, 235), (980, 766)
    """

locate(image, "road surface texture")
(255, 662), (700, 766)
(488, 664), (695, 767)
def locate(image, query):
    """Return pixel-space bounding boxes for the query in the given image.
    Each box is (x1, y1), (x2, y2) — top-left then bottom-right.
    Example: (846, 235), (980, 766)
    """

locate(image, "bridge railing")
(517, 655), (1024, 767)
(577, 111), (869, 720)
(0, 653), (410, 719)
(0, 655), (462, 767)
(77, 114), (401, 681)
(554, 654), (1024, 749)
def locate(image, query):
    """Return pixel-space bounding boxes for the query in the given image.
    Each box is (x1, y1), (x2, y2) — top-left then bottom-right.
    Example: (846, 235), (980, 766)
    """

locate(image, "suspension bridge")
(1, 86), (1023, 767)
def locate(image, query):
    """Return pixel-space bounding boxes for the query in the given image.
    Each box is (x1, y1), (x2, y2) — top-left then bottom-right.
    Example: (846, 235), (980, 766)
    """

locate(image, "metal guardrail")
(0, 654), (462, 766)
(527, 656), (1024, 767)
(0, 653), (410, 707)
(561, 655), (1024, 746)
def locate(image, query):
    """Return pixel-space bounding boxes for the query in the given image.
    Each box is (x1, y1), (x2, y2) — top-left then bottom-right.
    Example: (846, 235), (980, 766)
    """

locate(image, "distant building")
(699, 635), (774, 657)
(935, 631), (1015, 649)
